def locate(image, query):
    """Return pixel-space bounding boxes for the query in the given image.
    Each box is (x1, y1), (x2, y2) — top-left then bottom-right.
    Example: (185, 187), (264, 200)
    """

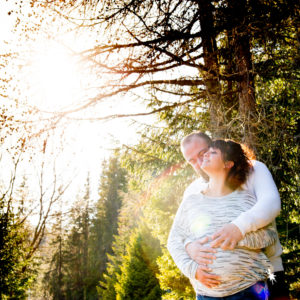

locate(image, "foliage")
(0, 210), (36, 299)
(97, 190), (141, 299)
(89, 155), (128, 295)
(115, 228), (162, 300)
(1, 0), (299, 298)
(43, 181), (92, 300)
(43, 156), (128, 299)
(143, 166), (196, 299)
(33, 1), (298, 145)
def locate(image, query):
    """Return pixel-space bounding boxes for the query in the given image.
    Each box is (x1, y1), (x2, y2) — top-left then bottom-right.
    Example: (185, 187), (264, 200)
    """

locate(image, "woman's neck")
(205, 176), (234, 197)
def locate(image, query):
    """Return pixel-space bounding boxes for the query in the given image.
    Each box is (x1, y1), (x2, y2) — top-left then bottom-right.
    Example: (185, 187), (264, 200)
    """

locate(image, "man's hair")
(181, 131), (212, 151)
(210, 139), (252, 190)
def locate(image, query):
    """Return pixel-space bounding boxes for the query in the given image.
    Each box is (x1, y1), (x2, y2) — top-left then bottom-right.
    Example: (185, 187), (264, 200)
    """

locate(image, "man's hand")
(195, 265), (221, 288)
(185, 237), (217, 265)
(210, 223), (243, 250)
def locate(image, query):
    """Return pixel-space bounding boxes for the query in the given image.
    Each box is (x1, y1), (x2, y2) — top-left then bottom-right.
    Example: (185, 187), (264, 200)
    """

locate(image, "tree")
(5, 0), (299, 297)
(42, 211), (66, 300)
(0, 138), (71, 298)
(87, 155), (127, 298)
(0, 206), (36, 299)
(98, 191), (143, 299)
(35, 1), (297, 144)
(115, 228), (162, 300)
(43, 177), (93, 300)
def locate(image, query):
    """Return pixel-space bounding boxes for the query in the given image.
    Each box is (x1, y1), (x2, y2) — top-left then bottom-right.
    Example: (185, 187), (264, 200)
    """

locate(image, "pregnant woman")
(168, 140), (277, 300)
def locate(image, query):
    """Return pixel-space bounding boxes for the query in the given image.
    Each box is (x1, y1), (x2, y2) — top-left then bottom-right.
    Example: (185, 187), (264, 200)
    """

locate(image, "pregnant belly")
(209, 247), (269, 285)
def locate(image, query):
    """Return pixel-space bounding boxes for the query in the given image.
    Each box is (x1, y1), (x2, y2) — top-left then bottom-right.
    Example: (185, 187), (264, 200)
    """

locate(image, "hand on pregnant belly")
(186, 236), (217, 265)
(195, 265), (221, 288)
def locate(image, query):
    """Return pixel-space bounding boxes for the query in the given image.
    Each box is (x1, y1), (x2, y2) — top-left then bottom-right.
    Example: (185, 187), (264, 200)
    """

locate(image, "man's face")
(182, 137), (209, 174)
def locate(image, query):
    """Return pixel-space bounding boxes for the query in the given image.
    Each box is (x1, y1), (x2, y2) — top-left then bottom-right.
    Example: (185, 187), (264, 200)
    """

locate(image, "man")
(178, 131), (289, 299)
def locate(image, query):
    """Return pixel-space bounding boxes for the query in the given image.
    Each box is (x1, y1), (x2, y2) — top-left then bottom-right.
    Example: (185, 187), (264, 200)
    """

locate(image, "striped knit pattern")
(168, 190), (275, 297)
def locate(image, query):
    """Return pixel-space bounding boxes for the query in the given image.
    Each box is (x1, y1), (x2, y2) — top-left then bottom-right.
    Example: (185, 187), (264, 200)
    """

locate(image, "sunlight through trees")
(0, 0), (299, 299)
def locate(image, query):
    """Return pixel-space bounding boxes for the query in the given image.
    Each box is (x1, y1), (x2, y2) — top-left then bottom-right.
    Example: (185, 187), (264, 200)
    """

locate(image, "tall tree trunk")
(58, 235), (63, 300)
(198, 0), (224, 138)
(83, 206), (89, 300)
(229, 0), (257, 148)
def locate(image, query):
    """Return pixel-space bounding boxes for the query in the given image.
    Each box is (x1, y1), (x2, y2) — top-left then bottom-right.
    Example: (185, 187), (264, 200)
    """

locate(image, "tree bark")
(198, 0), (224, 138)
(229, 0), (257, 148)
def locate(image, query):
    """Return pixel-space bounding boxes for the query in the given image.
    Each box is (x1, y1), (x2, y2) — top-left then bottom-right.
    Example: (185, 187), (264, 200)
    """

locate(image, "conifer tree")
(43, 177), (92, 300)
(42, 215), (65, 300)
(88, 155), (127, 297)
(0, 178), (37, 299)
(63, 179), (92, 300)
(115, 228), (162, 300)
(98, 192), (141, 299)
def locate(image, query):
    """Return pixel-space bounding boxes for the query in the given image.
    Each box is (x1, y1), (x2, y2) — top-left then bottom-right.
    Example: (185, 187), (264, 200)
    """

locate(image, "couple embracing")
(167, 132), (289, 300)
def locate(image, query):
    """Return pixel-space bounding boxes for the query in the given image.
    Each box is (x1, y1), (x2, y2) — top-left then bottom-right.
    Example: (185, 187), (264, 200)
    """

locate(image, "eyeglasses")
(197, 147), (209, 159)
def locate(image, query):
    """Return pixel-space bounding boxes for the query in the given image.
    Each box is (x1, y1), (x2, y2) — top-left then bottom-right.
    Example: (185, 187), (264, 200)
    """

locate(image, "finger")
(197, 264), (212, 272)
(196, 245), (217, 253)
(211, 230), (222, 240)
(229, 241), (236, 250)
(205, 273), (221, 280)
(210, 237), (225, 248)
(206, 278), (221, 285)
(197, 252), (217, 260)
(220, 240), (232, 250)
(194, 257), (214, 265)
(196, 252), (216, 259)
(199, 236), (210, 244)
(204, 280), (221, 288)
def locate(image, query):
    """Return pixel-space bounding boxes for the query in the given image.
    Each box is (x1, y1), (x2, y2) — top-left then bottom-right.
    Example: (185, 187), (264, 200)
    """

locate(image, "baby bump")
(208, 247), (270, 285)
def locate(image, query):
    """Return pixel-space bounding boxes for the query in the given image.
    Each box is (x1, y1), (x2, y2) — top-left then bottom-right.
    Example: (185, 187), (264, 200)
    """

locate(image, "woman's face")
(201, 147), (226, 174)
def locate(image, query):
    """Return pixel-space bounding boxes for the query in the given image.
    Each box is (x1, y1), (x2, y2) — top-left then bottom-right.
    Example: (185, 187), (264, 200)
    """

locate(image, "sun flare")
(26, 40), (82, 112)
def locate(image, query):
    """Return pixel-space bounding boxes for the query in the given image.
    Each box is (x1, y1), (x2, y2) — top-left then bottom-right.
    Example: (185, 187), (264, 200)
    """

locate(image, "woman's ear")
(225, 161), (234, 169)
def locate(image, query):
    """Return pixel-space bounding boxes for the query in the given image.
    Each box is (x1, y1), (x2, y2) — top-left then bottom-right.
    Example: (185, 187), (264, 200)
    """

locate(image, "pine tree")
(43, 177), (92, 300)
(42, 217), (66, 300)
(115, 229), (162, 300)
(64, 179), (92, 300)
(0, 180), (37, 299)
(98, 192), (141, 299)
(88, 155), (127, 297)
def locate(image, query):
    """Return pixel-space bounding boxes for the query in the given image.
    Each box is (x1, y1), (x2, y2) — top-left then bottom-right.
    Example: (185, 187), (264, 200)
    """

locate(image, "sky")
(0, 1), (156, 224)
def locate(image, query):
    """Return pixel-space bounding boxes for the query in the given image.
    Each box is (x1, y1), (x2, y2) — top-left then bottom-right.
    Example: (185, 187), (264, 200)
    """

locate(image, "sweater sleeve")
(238, 221), (277, 249)
(167, 200), (199, 279)
(231, 161), (281, 236)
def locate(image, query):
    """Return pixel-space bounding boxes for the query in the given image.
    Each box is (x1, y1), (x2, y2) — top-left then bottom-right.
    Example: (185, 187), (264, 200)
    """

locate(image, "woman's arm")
(167, 209), (220, 287)
(167, 202), (199, 279)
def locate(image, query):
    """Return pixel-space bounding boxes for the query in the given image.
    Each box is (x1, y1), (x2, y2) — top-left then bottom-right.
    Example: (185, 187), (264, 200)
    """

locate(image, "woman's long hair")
(210, 139), (253, 190)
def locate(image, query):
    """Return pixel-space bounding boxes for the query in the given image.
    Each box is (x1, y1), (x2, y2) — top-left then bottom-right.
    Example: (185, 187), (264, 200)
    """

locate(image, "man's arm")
(210, 161), (281, 249)
(238, 222), (278, 249)
(233, 161), (281, 235)
(186, 222), (277, 263)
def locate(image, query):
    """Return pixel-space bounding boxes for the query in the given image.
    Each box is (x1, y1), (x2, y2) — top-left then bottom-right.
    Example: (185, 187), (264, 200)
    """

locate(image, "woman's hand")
(186, 237), (221, 287)
(195, 265), (221, 288)
(185, 237), (217, 265)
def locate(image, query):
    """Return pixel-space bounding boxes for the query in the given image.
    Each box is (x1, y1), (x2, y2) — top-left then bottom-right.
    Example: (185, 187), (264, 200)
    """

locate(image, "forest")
(0, 0), (299, 299)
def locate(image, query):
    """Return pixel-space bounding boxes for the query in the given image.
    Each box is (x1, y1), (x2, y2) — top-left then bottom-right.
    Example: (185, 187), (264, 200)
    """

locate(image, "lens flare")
(190, 214), (211, 236)
(250, 281), (269, 300)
